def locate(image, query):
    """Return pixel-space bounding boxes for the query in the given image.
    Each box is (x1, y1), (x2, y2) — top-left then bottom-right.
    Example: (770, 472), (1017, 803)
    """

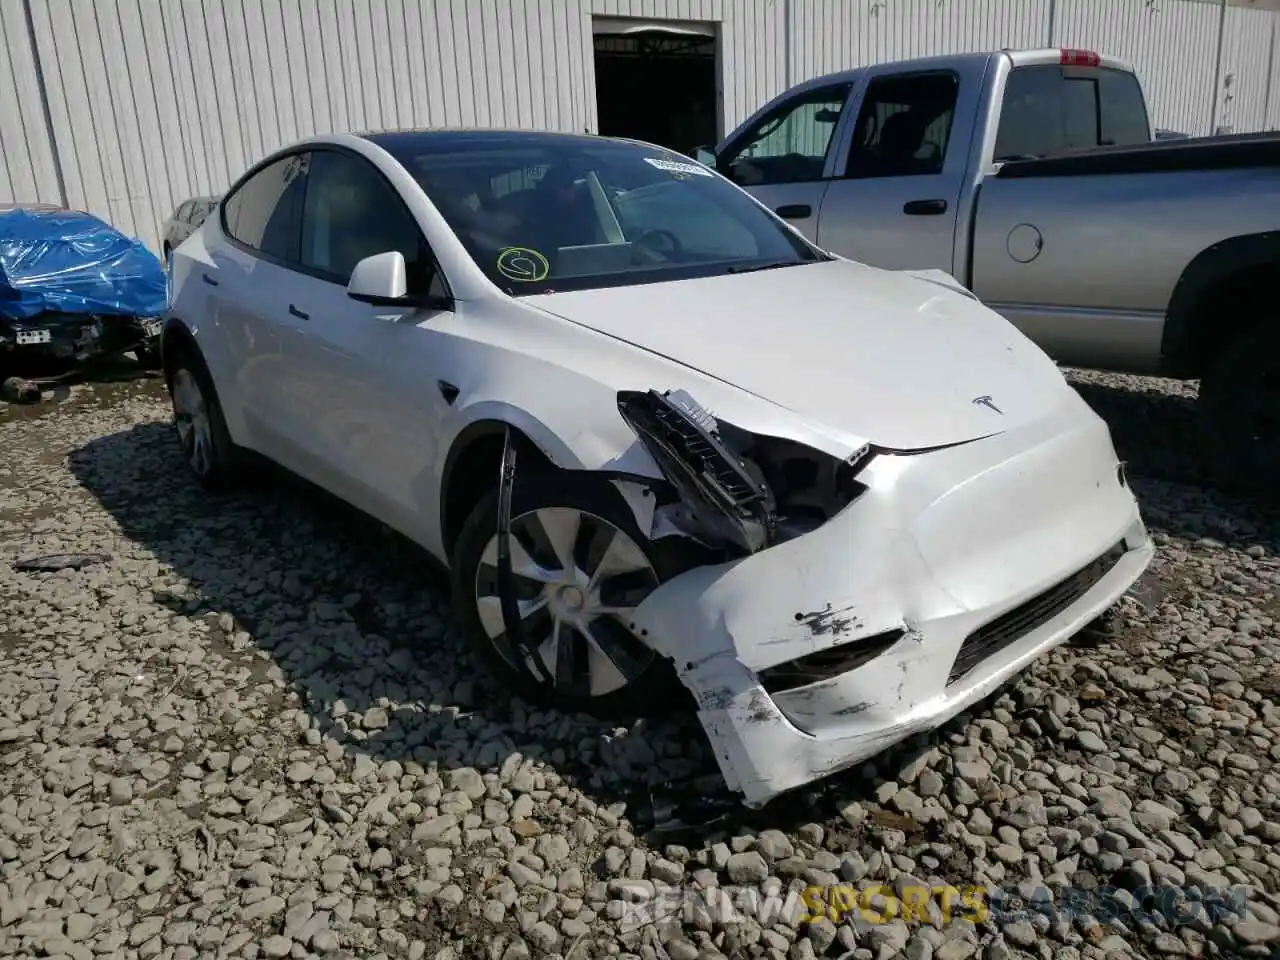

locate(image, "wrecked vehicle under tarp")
(0, 207), (166, 381)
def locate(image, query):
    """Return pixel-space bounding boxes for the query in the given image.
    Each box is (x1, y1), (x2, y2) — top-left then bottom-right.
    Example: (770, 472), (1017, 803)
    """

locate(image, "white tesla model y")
(162, 129), (1153, 808)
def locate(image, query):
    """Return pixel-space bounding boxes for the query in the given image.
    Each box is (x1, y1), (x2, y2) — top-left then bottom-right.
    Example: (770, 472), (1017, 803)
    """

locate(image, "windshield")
(384, 135), (827, 296)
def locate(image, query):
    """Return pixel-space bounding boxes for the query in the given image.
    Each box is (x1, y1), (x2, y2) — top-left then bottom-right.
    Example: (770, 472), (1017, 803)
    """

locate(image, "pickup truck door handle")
(903, 199), (947, 216)
(201, 273), (219, 287)
(775, 204), (812, 220)
(288, 304), (310, 321)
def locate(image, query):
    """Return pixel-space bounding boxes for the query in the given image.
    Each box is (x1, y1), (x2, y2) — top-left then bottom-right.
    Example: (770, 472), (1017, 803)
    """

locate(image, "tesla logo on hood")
(972, 395), (1003, 414)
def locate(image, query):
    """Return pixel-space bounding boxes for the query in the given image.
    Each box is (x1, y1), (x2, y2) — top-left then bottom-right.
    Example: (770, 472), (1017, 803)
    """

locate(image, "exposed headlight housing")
(617, 388), (872, 556)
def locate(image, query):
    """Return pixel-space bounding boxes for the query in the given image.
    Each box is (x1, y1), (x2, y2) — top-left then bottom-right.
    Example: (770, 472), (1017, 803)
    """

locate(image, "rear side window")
(994, 65), (1149, 161)
(844, 72), (959, 178)
(221, 153), (310, 264)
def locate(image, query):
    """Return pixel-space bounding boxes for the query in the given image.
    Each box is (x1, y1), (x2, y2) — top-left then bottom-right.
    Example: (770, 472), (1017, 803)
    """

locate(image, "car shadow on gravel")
(66, 421), (908, 844)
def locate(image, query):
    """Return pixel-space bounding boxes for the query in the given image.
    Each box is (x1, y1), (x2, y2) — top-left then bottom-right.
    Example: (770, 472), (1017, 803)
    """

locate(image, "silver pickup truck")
(697, 48), (1280, 495)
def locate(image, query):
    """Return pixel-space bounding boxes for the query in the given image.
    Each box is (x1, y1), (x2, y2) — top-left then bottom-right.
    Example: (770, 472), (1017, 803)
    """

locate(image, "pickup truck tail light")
(1060, 48), (1101, 67)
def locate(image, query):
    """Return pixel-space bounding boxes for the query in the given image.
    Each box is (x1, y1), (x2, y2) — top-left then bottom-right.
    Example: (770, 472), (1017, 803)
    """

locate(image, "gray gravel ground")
(0, 369), (1278, 960)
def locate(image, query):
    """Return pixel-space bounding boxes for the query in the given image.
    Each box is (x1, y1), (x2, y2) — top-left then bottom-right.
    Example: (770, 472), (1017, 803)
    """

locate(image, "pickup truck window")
(995, 65), (1150, 161)
(843, 72), (959, 179)
(718, 83), (853, 186)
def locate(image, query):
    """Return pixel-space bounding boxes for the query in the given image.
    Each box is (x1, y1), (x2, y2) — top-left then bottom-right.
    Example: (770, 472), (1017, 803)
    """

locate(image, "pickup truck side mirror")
(693, 146), (717, 168)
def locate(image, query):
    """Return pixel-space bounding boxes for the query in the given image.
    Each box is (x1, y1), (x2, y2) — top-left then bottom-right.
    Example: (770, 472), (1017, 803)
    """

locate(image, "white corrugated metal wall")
(1, 0), (1277, 251)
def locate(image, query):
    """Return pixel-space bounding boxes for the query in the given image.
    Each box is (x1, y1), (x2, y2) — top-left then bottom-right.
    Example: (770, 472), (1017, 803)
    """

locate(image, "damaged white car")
(163, 129), (1153, 808)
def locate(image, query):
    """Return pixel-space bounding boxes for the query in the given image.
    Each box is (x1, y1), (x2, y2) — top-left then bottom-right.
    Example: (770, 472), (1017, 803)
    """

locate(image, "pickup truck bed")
(995, 131), (1280, 177)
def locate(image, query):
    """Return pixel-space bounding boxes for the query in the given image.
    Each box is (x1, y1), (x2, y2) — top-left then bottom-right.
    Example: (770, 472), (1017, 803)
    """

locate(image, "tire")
(450, 470), (703, 719)
(164, 342), (246, 492)
(1198, 322), (1280, 499)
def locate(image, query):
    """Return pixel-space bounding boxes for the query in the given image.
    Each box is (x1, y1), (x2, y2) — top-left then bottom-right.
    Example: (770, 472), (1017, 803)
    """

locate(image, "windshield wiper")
(726, 259), (806, 275)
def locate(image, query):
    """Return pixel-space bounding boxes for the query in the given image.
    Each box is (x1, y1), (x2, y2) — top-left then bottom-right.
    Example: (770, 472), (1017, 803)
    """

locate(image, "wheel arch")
(437, 391), (666, 559)
(439, 419), (558, 560)
(1161, 231), (1280, 379)
(160, 316), (200, 380)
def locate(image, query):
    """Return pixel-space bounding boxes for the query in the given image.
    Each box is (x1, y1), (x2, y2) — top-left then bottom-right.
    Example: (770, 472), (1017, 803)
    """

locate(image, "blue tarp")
(0, 209), (166, 321)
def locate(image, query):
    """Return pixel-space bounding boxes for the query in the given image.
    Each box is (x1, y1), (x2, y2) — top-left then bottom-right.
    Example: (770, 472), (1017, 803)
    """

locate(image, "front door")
(715, 81), (857, 243)
(280, 147), (455, 542)
(815, 69), (976, 274)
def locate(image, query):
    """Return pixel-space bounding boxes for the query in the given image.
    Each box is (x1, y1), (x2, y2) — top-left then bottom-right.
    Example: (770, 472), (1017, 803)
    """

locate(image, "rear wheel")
(165, 343), (246, 492)
(451, 471), (699, 718)
(1199, 322), (1280, 498)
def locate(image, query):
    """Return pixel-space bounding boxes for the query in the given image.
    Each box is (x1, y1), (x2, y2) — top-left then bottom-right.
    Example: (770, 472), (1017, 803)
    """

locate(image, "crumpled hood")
(523, 259), (1073, 451)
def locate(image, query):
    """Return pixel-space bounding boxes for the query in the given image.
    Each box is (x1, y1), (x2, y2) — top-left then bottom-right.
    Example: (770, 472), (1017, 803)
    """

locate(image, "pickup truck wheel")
(1199, 322), (1280, 498)
(451, 471), (700, 719)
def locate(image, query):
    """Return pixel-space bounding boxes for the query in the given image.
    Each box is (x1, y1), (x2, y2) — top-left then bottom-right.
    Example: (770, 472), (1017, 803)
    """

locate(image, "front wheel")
(450, 471), (699, 718)
(1198, 322), (1280, 498)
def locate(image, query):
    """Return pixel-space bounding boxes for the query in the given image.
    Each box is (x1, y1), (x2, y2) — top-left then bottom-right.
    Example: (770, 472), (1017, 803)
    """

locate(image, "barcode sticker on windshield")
(644, 157), (714, 177)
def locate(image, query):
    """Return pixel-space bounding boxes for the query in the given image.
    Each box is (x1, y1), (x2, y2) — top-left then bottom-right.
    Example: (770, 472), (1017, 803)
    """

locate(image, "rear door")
(209, 151), (311, 449)
(814, 68), (977, 273)
(713, 81), (857, 241)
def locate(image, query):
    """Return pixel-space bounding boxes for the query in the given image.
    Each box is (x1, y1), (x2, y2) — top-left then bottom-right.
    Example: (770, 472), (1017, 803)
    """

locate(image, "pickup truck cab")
(700, 48), (1280, 496)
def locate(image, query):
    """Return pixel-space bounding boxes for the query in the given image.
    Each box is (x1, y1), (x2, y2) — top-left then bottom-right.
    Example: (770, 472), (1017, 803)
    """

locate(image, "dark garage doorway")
(592, 21), (720, 156)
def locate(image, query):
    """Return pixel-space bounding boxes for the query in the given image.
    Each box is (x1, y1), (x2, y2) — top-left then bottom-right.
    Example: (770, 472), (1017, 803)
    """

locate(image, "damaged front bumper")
(627, 395), (1153, 808)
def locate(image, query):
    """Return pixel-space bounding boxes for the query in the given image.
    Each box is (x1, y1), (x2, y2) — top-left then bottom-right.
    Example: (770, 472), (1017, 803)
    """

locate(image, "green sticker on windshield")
(497, 247), (550, 282)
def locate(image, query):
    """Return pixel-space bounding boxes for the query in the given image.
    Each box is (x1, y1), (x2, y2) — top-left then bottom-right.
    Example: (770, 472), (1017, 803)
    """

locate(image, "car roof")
(360, 128), (641, 155)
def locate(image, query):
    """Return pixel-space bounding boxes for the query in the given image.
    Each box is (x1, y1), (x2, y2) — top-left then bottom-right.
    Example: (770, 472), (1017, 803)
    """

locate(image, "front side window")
(221, 153), (309, 264)
(298, 150), (440, 296)
(844, 72), (959, 178)
(387, 136), (827, 296)
(718, 84), (852, 186)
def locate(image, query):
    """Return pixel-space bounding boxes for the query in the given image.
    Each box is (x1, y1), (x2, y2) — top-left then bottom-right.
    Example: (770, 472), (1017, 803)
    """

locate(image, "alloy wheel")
(474, 507), (661, 698)
(171, 368), (214, 477)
